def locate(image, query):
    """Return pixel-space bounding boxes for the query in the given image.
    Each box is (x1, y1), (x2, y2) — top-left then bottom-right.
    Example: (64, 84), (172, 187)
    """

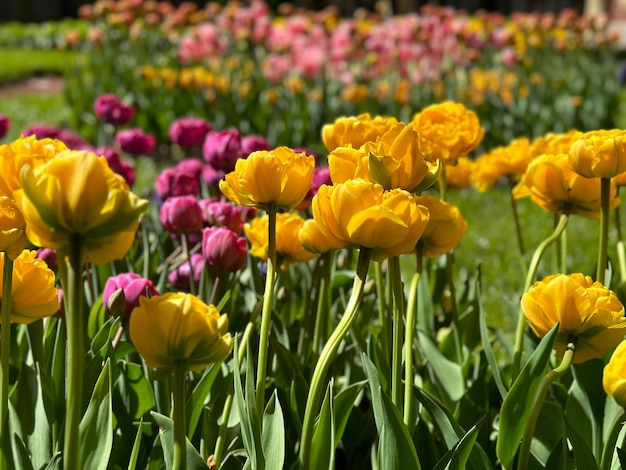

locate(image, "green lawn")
(0, 48), (74, 85)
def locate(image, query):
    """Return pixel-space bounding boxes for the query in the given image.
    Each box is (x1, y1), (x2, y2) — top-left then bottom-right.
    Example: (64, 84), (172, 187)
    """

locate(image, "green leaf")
(311, 382), (334, 470)
(151, 412), (208, 470)
(417, 271), (435, 335)
(432, 419), (483, 470)
(496, 323), (559, 470)
(115, 360), (155, 420)
(333, 380), (367, 444)
(11, 433), (34, 470)
(418, 331), (465, 402)
(262, 390), (285, 470)
(362, 354), (421, 470)
(185, 362), (221, 439)
(87, 295), (106, 339)
(79, 359), (113, 470)
(127, 418), (145, 470)
(566, 418), (599, 470)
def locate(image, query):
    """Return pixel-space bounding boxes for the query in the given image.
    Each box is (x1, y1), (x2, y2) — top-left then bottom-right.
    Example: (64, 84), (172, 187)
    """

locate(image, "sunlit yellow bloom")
(129, 292), (233, 373)
(603, 340), (626, 407)
(0, 250), (59, 324)
(328, 123), (437, 192)
(471, 138), (532, 192)
(411, 101), (484, 165)
(522, 273), (626, 364)
(219, 147), (315, 209)
(298, 179), (430, 262)
(0, 135), (67, 198)
(512, 153), (619, 219)
(14, 150), (148, 265)
(0, 197), (27, 259)
(322, 113), (399, 152)
(529, 130), (579, 158)
(444, 157), (474, 190)
(414, 195), (467, 258)
(568, 129), (626, 179)
(245, 212), (317, 265)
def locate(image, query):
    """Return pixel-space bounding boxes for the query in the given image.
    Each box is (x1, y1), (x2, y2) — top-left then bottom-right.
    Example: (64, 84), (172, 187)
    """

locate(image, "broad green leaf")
(432, 419), (483, 470)
(311, 383), (334, 470)
(566, 418), (599, 470)
(151, 412), (208, 470)
(418, 331), (464, 402)
(115, 360), (155, 420)
(362, 354), (421, 470)
(79, 360), (113, 470)
(11, 433), (34, 470)
(496, 323), (559, 470)
(531, 401), (565, 466)
(186, 362), (221, 439)
(333, 380), (367, 444)
(87, 295), (106, 339)
(544, 437), (567, 470)
(262, 390), (285, 470)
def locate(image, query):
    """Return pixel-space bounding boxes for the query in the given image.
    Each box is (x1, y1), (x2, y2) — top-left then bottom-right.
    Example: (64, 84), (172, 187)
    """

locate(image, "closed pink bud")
(94, 93), (135, 126)
(160, 196), (204, 234)
(241, 134), (270, 156)
(203, 127), (242, 171)
(116, 127), (156, 156)
(199, 199), (245, 234)
(168, 253), (204, 291)
(155, 167), (200, 201)
(202, 226), (247, 275)
(103, 272), (158, 322)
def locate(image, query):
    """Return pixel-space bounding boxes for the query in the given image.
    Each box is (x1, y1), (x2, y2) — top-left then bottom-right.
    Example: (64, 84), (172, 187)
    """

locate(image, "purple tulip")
(94, 93), (135, 126)
(202, 226), (247, 276)
(169, 117), (213, 148)
(36, 248), (58, 271)
(202, 127), (242, 171)
(22, 123), (87, 149)
(95, 146), (136, 187)
(155, 167), (200, 202)
(199, 198), (245, 234)
(241, 134), (270, 156)
(116, 127), (156, 156)
(103, 272), (158, 323)
(159, 195), (204, 234)
(168, 253), (204, 291)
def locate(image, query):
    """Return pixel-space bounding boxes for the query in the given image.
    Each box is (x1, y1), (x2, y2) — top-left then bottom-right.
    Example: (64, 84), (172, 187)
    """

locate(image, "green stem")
(512, 214), (569, 383)
(403, 257), (421, 427)
(0, 256), (13, 468)
(600, 408), (626, 470)
(299, 248), (372, 470)
(172, 361), (187, 470)
(26, 320), (44, 367)
(616, 201), (626, 285)
(181, 233), (195, 295)
(255, 205), (277, 414)
(445, 251), (463, 363)
(375, 262), (390, 364)
(312, 252), (333, 354)
(389, 256), (405, 408)
(63, 235), (85, 470)
(508, 178), (527, 268)
(597, 177), (611, 285)
(517, 339), (576, 470)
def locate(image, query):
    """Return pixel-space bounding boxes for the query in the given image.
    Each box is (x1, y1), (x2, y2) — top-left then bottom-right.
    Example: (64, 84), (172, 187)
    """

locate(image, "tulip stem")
(312, 252), (333, 354)
(389, 256), (405, 408)
(600, 408), (626, 470)
(509, 178), (527, 268)
(63, 235), (85, 470)
(403, 251), (422, 427)
(517, 339), (576, 470)
(512, 213), (569, 383)
(597, 177), (611, 285)
(375, 262), (390, 364)
(172, 360), (187, 470)
(181, 233), (195, 295)
(299, 248), (372, 470)
(255, 205), (277, 413)
(0, 256), (13, 468)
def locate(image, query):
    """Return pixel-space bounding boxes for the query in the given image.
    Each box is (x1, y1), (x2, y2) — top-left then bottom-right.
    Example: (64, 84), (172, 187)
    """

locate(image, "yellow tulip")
(219, 147), (315, 209)
(0, 197), (27, 260)
(0, 250), (59, 324)
(328, 123), (437, 192)
(603, 340), (626, 407)
(129, 292), (233, 372)
(0, 135), (67, 198)
(411, 101), (484, 165)
(521, 273), (626, 364)
(322, 113), (399, 152)
(512, 153), (619, 219)
(245, 212), (317, 265)
(414, 195), (467, 258)
(298, 179), (430, 262)
(470, 137), (532, 192)
(568, 129), (626, 179)
(444, 157), (474, 190)
(530, 130), (579, 158)
(14, 150), (148, 265)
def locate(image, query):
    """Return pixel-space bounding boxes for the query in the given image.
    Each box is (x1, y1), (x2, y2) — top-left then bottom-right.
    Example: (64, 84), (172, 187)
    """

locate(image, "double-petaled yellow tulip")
(14, 149), (149, 265)
(298, 179), (430, 261)
(328, 123), (438, 192)
(129, 292), (233, 373)
(568, 129), (626, 179)
(0, 135), (67, 198)
(411, 101), (484, 165)
(245, 212), (317, 265)
(603, 340), (626, 408)
(0, 197), (27, 260)
(470, 137), (532, 192)
(513, 153), (619, 219)
(0, 250), (59, 324)
(414, 195), (467, 258)
(529, 130), (579, 158)
(219, 147), (315, 209)
(522, 273), (626, 364)
(322, 113), (399, 152)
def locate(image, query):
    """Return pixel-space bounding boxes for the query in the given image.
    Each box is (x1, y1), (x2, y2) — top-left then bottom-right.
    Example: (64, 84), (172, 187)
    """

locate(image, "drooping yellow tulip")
(568, 129), (626, 179)
(0, 197), (27, 260)
(328, 122), (438, 192)
(245, 212), (317, 265)
(521, 273), (626, 364)
(603, 340), (626, 408)
(129, 292), (233, 373)
(298, 179), (430, 261)
(219, 147), (315, 210)
(14, 149), (148, 265)
(414, 195), (467, 258)
(411, 101), (484, 165)
(321, 113), (399, 152)
(0, 250), (59, 324)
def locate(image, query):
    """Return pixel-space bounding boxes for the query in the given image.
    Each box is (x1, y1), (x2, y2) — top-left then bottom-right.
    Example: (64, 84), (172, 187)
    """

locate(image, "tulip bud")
(159, 195), (204, 234)
(168, 253), (204, 291)
(94, 94), (136, 126)
(202, 226), (247, 275)
(155, 168), (200, 202)
(203, 128), (243, 171)
(241, 134), (270, 156)
(103, 272), (159, 324)
(169, 117), (213, 148)
(115, 127), (156, 156)
(106, 288), (126, 318)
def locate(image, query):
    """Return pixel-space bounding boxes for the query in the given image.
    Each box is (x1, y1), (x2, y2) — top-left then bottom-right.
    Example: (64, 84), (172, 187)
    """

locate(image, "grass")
(0, 48), (75, 85)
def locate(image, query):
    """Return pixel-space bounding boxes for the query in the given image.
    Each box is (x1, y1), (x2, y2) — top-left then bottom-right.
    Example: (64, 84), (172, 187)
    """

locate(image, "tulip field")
(3, 1), (626, 469)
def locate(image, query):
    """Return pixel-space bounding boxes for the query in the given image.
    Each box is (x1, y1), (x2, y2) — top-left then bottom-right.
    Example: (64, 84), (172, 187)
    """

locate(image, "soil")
(0, 74), (64, 97)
